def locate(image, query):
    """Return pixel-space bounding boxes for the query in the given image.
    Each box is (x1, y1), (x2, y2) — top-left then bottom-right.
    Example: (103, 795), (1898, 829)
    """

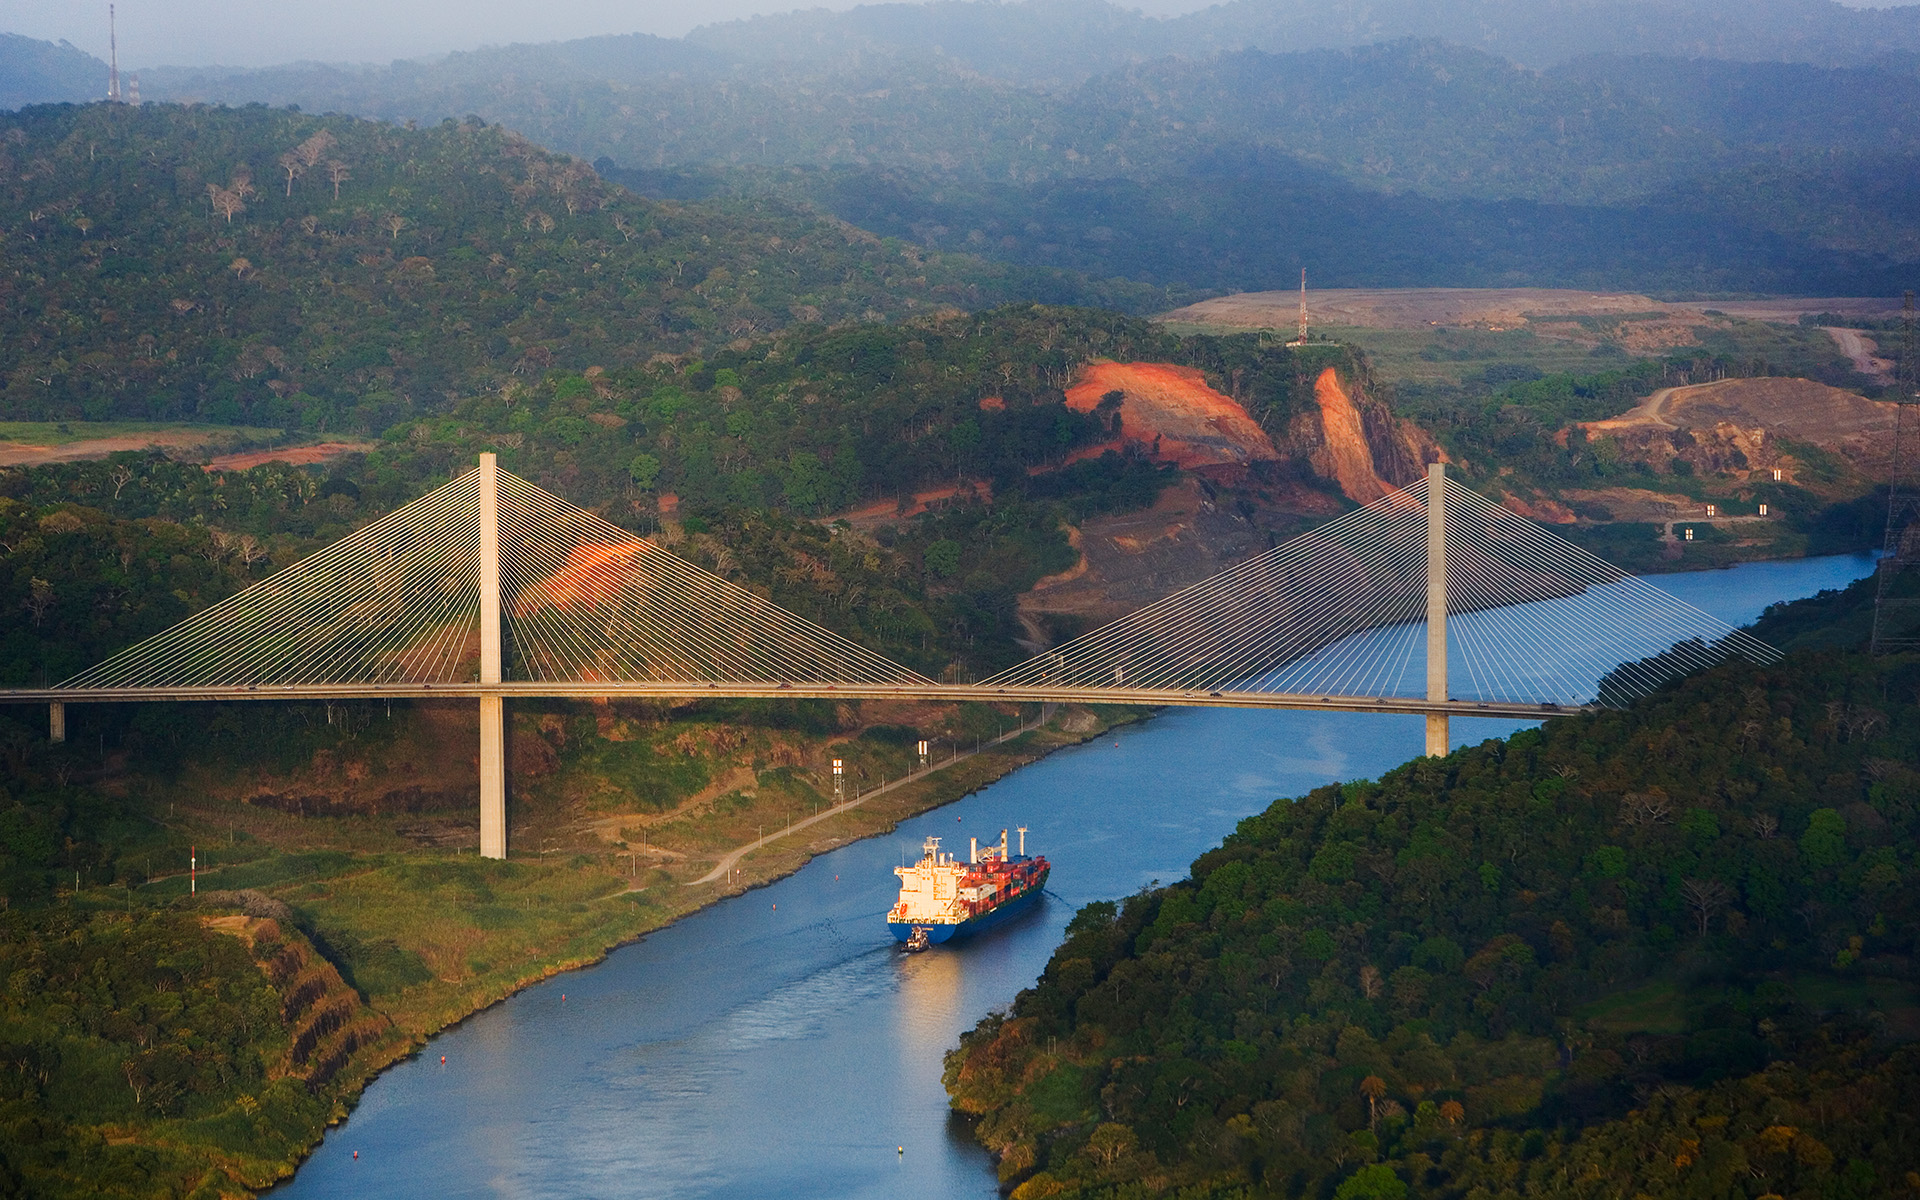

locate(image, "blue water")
(275, 553), (1872, 1199)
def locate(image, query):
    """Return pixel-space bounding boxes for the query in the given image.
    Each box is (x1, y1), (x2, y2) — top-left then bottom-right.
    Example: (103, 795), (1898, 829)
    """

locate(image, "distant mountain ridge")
(681, 0), (1920, 78)
(7, 0), (1918, 108)
(83, 34), (1920, 294)
(0, 32), (107, 109)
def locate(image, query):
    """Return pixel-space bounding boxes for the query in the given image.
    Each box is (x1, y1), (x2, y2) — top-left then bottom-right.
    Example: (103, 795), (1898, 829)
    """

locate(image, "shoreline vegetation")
(943, 576), (1920, 1200)
(0, 697), (1148, 1197)
(266, 701), (1152, 1192)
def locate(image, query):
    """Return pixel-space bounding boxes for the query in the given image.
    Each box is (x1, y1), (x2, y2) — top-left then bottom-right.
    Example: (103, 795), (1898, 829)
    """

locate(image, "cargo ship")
(889, 827), (1049, 947)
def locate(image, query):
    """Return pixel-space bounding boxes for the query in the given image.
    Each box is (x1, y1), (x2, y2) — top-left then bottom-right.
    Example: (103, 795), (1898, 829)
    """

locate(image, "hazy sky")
(4, 0), (1913, 68)
(3, 0), (1185, 67)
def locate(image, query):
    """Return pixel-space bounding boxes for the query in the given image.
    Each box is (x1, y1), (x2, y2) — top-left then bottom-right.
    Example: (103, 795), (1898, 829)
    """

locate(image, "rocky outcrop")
(202, 914), (396, 1091)
(1281, 368), (1436, 505)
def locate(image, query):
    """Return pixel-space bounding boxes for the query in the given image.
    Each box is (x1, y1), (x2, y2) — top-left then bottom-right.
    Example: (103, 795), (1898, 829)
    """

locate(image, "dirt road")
(688, 708), (1054, 887)
(1822, 326), (1894, 383)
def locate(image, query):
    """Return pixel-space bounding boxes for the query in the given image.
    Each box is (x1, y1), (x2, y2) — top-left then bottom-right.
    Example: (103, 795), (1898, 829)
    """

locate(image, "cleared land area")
(1161, 288), (1905, 332)
(1586, 376), (1898, 472)
(0, 422), (289, 466)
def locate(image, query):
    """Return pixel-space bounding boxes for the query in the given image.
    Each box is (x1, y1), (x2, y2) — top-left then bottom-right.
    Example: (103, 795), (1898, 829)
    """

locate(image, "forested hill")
(0, 103), (1153, 431)
(118, 40), (1920, 295)
(947, 575), (1920, 1198)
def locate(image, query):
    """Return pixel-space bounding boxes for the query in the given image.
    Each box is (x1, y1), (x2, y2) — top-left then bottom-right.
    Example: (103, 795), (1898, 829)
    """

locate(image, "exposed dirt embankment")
(1020, 365), (1444, 634)
(1275, 367), (1435, 505)
(225, 702), (522, 833)
(1017, 475), (1287, 637)
(1582, 376), (1896, 479)
(204, 913), (395, 1092)
(1063, 361), (1279, 472)
(1302, 368), (1393, 503)
(205, 442), (372, 471)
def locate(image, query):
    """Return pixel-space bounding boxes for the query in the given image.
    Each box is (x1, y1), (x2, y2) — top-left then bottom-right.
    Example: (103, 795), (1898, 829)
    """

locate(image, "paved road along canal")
(275, 553), (1874, 1199)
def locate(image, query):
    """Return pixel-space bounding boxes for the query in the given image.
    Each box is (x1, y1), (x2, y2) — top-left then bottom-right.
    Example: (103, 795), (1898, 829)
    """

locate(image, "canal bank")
(272, 553), (1876, 1199)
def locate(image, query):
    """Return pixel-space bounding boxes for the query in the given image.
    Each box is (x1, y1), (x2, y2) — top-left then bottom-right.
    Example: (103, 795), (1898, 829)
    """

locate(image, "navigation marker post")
(1425, 461), (1449, 757)
(478, 453), (507, 859)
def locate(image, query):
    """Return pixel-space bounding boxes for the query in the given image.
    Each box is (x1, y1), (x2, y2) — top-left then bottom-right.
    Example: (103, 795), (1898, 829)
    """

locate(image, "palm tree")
(1360, 1075), (1388, 1131)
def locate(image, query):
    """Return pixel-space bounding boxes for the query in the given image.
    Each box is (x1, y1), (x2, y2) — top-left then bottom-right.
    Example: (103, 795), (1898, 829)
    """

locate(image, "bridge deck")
(0, 683), (1582, 720)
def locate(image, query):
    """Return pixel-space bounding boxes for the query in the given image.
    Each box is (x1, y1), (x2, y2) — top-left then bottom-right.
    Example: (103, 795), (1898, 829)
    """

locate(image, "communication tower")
(107, 5), (120, 102)
(1872, 290), (1920, 653)
(1285, 268), (1309, 347)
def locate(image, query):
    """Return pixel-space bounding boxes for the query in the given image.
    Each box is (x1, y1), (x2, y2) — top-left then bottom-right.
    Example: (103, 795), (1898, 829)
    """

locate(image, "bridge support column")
(479, 696), (505, 859)
(1425, 461), (1449, 758)
(478, 453), (507, 859)
(49, 702), (64, 744)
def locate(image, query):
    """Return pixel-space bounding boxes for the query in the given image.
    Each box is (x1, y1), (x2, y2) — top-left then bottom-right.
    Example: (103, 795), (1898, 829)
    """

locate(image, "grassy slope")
(0, 687), (1148, 1197)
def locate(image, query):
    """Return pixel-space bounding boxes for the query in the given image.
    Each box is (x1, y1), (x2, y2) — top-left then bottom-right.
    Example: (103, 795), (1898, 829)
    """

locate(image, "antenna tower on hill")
(1286, 268), (1308, 347)
(107, 4), (120, 102)
(1873, 290), (1920, 653)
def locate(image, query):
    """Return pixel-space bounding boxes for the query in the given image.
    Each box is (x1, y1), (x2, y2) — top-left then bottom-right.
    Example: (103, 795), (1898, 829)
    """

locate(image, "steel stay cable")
(1446, 484), (1776, 667)
(1262, 534), (1432, 696)
(1443, 496), (1645, 702)
(1150, 499), (1432, 692)
(1169, 500), (1429, 690)
(985, 479), (1432, 685)
(998, 482), (1433, 690)
(1440, 484), (1774, 701)
(239, 488), (479, 684)
(496, 479), (811, 681)
(1312, 551), (1437, 697)
(1439, 515), (1562, 701)
(1075, 483), (1430, 680)
(141, 490), (476, 685)
(493, 495), (626, 681)
(1120, 488), (1431, 687)
(495, 472), (926, 683)
(143, 478), (478, 684)
(302, 498), (480, 684)
(68, 473), (481, 687)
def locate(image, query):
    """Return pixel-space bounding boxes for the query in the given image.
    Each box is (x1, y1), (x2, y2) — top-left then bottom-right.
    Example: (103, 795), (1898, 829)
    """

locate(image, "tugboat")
(888, 827), (1048, 947)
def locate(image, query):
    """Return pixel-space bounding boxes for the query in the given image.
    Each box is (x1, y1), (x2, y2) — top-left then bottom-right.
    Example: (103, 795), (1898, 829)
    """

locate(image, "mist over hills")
(97, 0), (1920, 87)
(0, 33), (110, 109)
(676, 0), (1920, 78)
(6, 0), (1920, 296)
(56, 31), (1913, 296)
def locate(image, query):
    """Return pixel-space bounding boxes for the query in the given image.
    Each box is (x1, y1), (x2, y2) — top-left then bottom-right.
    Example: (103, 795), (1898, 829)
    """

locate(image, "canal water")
(276, 553), (1873, 1200)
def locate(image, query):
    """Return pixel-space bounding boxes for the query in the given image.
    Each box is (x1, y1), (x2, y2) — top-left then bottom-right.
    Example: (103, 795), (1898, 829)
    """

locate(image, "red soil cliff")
(1063, 362), (1280, 472)
(1306, 368), (1396, 504)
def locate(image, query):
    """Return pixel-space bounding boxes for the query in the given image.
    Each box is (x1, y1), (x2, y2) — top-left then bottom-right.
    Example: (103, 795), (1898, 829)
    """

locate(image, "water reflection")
(275, 554), (1872, 1200)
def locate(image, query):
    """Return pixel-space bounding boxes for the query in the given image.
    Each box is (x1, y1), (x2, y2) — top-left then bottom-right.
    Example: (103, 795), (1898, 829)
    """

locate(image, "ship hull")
(889, 869), (1047, 944)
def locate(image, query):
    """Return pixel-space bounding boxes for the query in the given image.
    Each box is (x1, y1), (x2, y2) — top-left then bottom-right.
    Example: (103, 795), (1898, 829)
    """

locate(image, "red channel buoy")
(353, 1151), (359, 1161)
(440, 1055), (446, 1065)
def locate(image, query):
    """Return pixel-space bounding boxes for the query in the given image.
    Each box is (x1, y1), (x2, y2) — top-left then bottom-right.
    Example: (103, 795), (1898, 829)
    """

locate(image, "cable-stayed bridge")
(2, 455), (1775, 857)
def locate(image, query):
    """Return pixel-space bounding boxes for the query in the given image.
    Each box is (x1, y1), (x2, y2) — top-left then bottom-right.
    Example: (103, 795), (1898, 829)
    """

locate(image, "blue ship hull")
(889, 876), (1045, 944)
